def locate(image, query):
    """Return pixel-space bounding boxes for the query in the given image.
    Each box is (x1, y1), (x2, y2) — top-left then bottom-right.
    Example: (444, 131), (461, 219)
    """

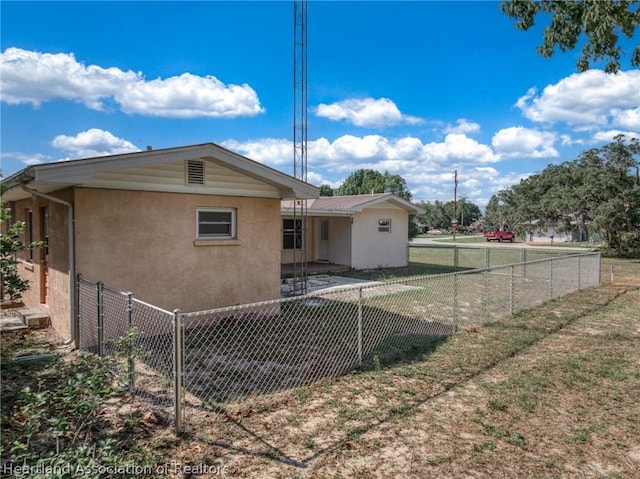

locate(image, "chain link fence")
(410, 243), (580, 270)
(77, 252), (600, 435)
(77, 277), (176, 425)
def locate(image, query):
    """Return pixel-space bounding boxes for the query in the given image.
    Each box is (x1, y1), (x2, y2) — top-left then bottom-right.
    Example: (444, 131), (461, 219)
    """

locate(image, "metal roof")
(282, 193), (425, 216)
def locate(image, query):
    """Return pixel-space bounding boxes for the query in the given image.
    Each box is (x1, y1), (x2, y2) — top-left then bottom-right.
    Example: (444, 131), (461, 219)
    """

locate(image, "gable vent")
(186, 160), (205, 185)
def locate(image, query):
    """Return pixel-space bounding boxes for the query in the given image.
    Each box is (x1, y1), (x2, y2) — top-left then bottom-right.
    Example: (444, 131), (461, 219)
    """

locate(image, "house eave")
(1, 143), (319, 201)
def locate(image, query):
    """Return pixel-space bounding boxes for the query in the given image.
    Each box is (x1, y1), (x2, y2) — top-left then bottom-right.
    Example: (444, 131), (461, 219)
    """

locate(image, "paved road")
(410, 235), (592, 252)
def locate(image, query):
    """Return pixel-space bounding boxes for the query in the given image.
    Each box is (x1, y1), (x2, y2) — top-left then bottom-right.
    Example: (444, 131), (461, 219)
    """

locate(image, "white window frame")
(378, 218), (391, 233)
(196, 208), (236, 239)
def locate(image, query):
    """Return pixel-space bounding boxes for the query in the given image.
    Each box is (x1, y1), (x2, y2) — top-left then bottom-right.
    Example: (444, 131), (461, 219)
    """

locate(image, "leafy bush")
(0, 329), (161, 478)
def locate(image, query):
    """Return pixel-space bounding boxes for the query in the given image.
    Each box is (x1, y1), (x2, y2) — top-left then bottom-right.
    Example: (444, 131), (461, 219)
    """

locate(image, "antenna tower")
(292, 0), (308, 294)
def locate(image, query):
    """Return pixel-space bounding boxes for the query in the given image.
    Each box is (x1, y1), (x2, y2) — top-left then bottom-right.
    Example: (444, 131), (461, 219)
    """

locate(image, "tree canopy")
(415, 199), (482, 231)
(335, 169), (413, 200)
(486, 135), (640, 255)
(318, 184), (334, 196)
(500, 0), (640, 73)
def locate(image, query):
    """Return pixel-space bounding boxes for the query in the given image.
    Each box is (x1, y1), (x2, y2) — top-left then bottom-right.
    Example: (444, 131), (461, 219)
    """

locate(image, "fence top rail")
(77, 275), (99, 287)
(78, 275), (174, 316)
(409, 243), (594, 253)
(130, 297), (174, 316)
(180, 252), (600, 319)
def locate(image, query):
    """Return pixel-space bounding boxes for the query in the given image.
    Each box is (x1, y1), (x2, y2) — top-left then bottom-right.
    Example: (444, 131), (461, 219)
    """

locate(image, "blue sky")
(2, 1), (639, 208)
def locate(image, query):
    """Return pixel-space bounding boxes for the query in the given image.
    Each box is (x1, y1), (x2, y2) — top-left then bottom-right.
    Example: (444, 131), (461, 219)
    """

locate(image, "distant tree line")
(484, 135), (640, 256)
(413, 199), (482, 232)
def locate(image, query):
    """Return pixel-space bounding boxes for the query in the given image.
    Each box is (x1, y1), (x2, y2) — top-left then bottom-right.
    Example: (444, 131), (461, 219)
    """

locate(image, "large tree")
(489, 135), (640, 255)
(500, 0), (640, 73)
(336, 169), (412, 200)
(318, 184), (334, 196)
(416, 199), (482, 230)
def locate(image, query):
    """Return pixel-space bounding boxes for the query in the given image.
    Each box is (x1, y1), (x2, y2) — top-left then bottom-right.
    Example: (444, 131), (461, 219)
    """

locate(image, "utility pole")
(453, 170), (458, 241)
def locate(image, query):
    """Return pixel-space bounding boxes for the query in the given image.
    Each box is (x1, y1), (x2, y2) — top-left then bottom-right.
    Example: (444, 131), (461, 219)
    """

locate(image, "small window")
(186, 160), (205, 185)
(378, 219), (391, 233)
(283, 219), (302, 250)
(197, 208), (235, 239)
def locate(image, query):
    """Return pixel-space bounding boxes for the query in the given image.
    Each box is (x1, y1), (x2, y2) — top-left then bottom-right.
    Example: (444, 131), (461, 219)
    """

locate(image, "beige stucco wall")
(351, 207), (409, 269)
(9, 191), (73, 339)
(74, 188), (281, 312)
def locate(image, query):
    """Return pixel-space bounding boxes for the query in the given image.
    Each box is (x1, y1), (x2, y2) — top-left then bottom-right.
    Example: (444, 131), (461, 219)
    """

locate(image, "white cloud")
(118, 73), (264, 118)
(221, 138), (292, 166)
(516, 70), (640, 128)
(611, 107), (640, 131)
(0, 47), (264, 118)
(1, 151), (51, 167)
(444, 118), (481, 135)
(51, 128), (139, 159)
(219, 134), (510, 207)
(315, 97), (423, 128)
(423, 134), (499, 164)
(492, 127), (558, 158)
(590, 130), (640, 144)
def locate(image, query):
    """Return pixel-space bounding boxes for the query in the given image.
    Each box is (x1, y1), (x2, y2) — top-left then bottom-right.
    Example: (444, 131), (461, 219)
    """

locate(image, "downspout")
(20, 184), (76, 347)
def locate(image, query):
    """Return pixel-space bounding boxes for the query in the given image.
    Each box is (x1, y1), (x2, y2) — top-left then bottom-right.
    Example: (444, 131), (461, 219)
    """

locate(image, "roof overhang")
(1, 143), (319, 201)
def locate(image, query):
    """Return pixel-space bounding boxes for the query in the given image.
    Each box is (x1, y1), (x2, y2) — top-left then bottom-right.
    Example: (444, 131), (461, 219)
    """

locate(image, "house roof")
(1, 142), (319, 201)
(281, 193), (425, 216)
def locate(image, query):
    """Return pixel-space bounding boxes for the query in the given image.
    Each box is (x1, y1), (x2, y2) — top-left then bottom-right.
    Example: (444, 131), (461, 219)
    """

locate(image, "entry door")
(316, 218), (329, 261)
(40, 207), (49, 305)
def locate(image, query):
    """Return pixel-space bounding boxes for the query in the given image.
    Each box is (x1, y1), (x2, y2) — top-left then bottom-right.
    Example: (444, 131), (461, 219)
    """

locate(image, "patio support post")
(357, 287), (363, 366)
(174, 310), (184, 436)
(97, 281), (104, 356)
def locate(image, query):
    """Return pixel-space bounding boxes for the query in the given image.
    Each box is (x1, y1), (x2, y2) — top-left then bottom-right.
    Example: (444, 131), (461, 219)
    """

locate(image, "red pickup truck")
(483, 229), (516, 242)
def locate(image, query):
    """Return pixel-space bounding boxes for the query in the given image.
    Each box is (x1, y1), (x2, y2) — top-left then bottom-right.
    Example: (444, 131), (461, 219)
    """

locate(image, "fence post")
(577, 256), (582, 291)
(509, 265), (514, 315)
(127, 292), (135, 394)
(548, 259), (554, 300)
(453, 272), (458, 329)
(97, 281), (104, 356)
(520, 248), (526, 277)
(484, 247), (490, 269)
(76, 275), (82, 348)
(454, 245), (459, 271)
(610, 264), (614, 283)
(174, 310), (184, 436)
(357, 287), (363, 366)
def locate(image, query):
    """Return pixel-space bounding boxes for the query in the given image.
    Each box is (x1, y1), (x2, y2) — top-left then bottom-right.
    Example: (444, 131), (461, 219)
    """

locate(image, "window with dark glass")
(282, 219), (302, 249)
(197, 208), (235, 239)
(378, 219), (391, 233)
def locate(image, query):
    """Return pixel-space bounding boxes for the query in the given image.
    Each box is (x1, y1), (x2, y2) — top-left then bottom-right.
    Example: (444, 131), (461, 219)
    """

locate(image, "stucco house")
(1, 143), (318, 344)
(281, 193), (424, 271)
